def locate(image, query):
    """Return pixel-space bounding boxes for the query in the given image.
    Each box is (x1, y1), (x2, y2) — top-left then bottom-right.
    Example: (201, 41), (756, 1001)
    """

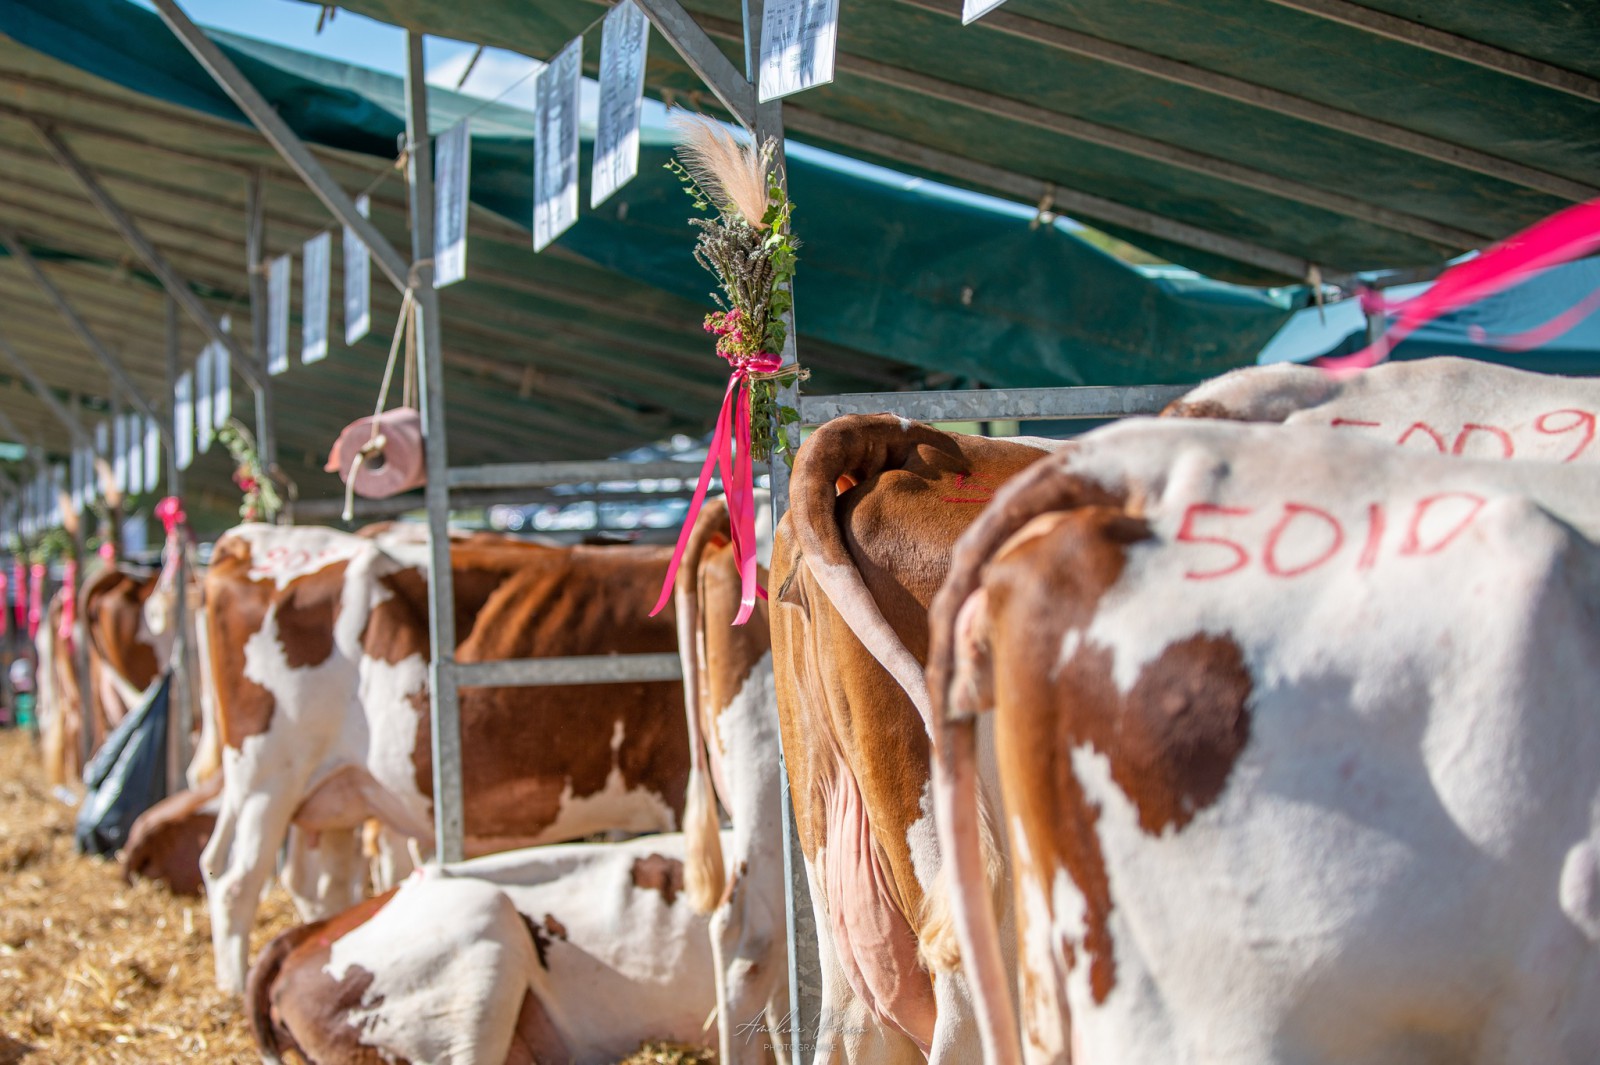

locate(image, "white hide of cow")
(933, 418), (1600, 1065)
(1172, 355), (1600, 464)
(672, 491), (792, 1065)
(202, 525), (436, 994)
(273, 835), (721, 1065)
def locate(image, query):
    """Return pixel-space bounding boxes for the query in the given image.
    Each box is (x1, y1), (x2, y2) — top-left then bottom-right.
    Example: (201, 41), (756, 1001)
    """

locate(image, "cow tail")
(787, 415), (971, 733)
(246, 922), (319, 1065)
(926, 450), (1107, 1065)
(676, 498), (730, 915)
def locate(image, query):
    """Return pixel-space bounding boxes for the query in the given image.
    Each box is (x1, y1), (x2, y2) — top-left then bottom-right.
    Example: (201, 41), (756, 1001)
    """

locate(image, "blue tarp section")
(1258, 257), (1600, 376)
(0, 0), (1304, 388)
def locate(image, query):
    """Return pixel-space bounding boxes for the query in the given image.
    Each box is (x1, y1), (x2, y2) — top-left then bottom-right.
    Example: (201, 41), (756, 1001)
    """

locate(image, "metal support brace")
(0, 228), (168, 439)
(404, 32), (466, 865)
(0, 329), (97, 452)
(32, 119), (272, 392)
(165, 297), (193, 794)
(636, 0), (757, 130)
(801, 383), (1190, 424)
(735, 0), (821, 1058)
(244, 172), (277, 472)
(151, 0), (412, 293)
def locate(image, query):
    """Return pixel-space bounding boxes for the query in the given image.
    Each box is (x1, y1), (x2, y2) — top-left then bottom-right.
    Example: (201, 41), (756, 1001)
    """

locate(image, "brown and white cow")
(1166, 355), (1600, 464)
(770, 416), (1062, 1063)
(248, 833), (720, 1065)
(201, 524), (690, 993)
(120, 772), (220, 896)
(675, 494), (789, 1064)
(929, 418), (1600, 1065)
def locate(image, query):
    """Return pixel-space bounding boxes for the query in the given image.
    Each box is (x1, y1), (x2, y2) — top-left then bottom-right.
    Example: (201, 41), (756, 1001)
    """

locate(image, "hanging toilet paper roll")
(325, 407), (428, 499)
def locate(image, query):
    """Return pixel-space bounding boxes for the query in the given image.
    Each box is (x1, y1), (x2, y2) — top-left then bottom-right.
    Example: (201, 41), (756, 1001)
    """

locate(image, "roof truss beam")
(901, 0), (1597, 203)
(1261, 0), (1600, 105)
(0, 227), (168, 440)
(151, 0), (412, 293)
(0, 328), (96, 453)
(635, 0), (756, 130)
(31, 118), (270, 394)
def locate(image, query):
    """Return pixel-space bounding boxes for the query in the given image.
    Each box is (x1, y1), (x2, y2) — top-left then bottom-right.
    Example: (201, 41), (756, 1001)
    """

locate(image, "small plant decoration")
(665, 112), (806, 466)
(217, 419), (282, 522)
(650, 112), (807, 627)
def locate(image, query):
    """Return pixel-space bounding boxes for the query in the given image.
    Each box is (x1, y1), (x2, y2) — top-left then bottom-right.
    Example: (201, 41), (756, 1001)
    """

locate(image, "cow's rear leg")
(280, 826), (364, 922)
(204, 785), (299, 994)
(713, 859), (789, 1065)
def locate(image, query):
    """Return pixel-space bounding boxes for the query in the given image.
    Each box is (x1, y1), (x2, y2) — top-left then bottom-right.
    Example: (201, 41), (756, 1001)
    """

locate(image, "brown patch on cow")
(250, 888), (402, 1064)
(632, 854), (685, 908)
(121, 776), (222, 895)
(503, 988), (569, 1064)
(522, 912), (568, 971)
(1161, 398), (1248, 421)
(275, 563), (347, 669)
(205, 539), (278, 747)
(983, 505), (1253, 1005)
(416, 542), (688, 847)
(82, 565), (163, 695)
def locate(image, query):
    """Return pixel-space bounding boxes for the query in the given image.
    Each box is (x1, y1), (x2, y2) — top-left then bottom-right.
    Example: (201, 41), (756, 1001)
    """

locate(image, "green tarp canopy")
(0, 0), (1305, 521)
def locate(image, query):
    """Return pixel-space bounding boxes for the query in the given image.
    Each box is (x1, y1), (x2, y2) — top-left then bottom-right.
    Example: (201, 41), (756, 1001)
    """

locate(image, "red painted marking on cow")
(1262, 503), (1345, 578)
(1535, 408), (1597, 462)
(1399, 493), (1489, 557)
(1357, 503), (1387, 571)
(1175, 504), (1254, 580)
(942, 471), (1001, 504)
(1452, 423), (1515, 458)
(1397, 421), (1448, 452)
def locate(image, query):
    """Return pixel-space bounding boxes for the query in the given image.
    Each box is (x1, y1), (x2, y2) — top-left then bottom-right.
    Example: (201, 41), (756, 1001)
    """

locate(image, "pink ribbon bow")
(651, 350), (783, 626)
(1318, 196), (1600, 375)
(57, 558), (77, 644)
(0, 569), (9, 638)
(155, 496), (187, 538)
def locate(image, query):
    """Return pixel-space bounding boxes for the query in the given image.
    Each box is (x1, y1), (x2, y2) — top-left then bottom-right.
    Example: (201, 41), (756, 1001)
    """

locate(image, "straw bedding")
(0, 730), (714, 1064)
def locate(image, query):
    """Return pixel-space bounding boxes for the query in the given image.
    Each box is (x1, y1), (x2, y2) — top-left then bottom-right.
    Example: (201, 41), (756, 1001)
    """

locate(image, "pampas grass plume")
(669, 111), (774, 228)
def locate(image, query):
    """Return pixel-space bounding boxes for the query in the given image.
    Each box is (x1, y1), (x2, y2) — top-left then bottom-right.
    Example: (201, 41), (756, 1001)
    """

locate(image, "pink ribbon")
(1318, 196), (1600, 374)
(98, 541), (116, 563)
(0, 569), (8, 638)
(155, 496), (187, 538)
(27, 563), (44, 642)
(651, 351), (782, 627)
(11, 561), (25, 635)
(57, 558), (76, 644)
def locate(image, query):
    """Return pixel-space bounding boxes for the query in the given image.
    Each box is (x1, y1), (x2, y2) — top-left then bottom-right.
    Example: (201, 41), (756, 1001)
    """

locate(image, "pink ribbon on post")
(27, 563), (44, 642)
(57, 558), (77, 644)
(1318, 196), (1600, 375)
(0, 569), (8, 638)
(11, 560), (25, 635)
(651, 349), (783, 627)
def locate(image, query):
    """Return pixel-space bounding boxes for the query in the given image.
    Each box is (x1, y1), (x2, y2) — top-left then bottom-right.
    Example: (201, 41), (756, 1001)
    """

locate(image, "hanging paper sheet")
(49, 465), (64, 528)
(114, 414), (130, 493)
(126, 414), (144, 495)
(345, 193), (372, 345)
(213, 317), (232, 428)
(758, 0), (840, 102)
(962, 0), (1008, 23)
(303, 231), (332, 363)
(267, 253), (292, 375)
(593, 1), (649, 208)
(174, 372), (194, 472)
(70, 446), (85, 511)
(434, 120), (472, 287)
(143, 417), (160, 494)
(534, 37), (583, 253)
(196, 343), (214, 453)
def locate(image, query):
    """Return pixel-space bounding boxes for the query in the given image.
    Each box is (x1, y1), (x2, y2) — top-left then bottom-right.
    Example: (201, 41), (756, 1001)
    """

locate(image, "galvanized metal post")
(69, 392), (95, 770)
(404, 31), (465, 864)
(245, 172), (277, 474)
(165, 296), (192, 794)
(742, 1), (821, 1059)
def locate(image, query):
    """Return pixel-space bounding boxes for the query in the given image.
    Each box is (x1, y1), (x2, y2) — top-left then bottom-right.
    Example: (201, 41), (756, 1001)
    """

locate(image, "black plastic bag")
(75, 672), (170, 858)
